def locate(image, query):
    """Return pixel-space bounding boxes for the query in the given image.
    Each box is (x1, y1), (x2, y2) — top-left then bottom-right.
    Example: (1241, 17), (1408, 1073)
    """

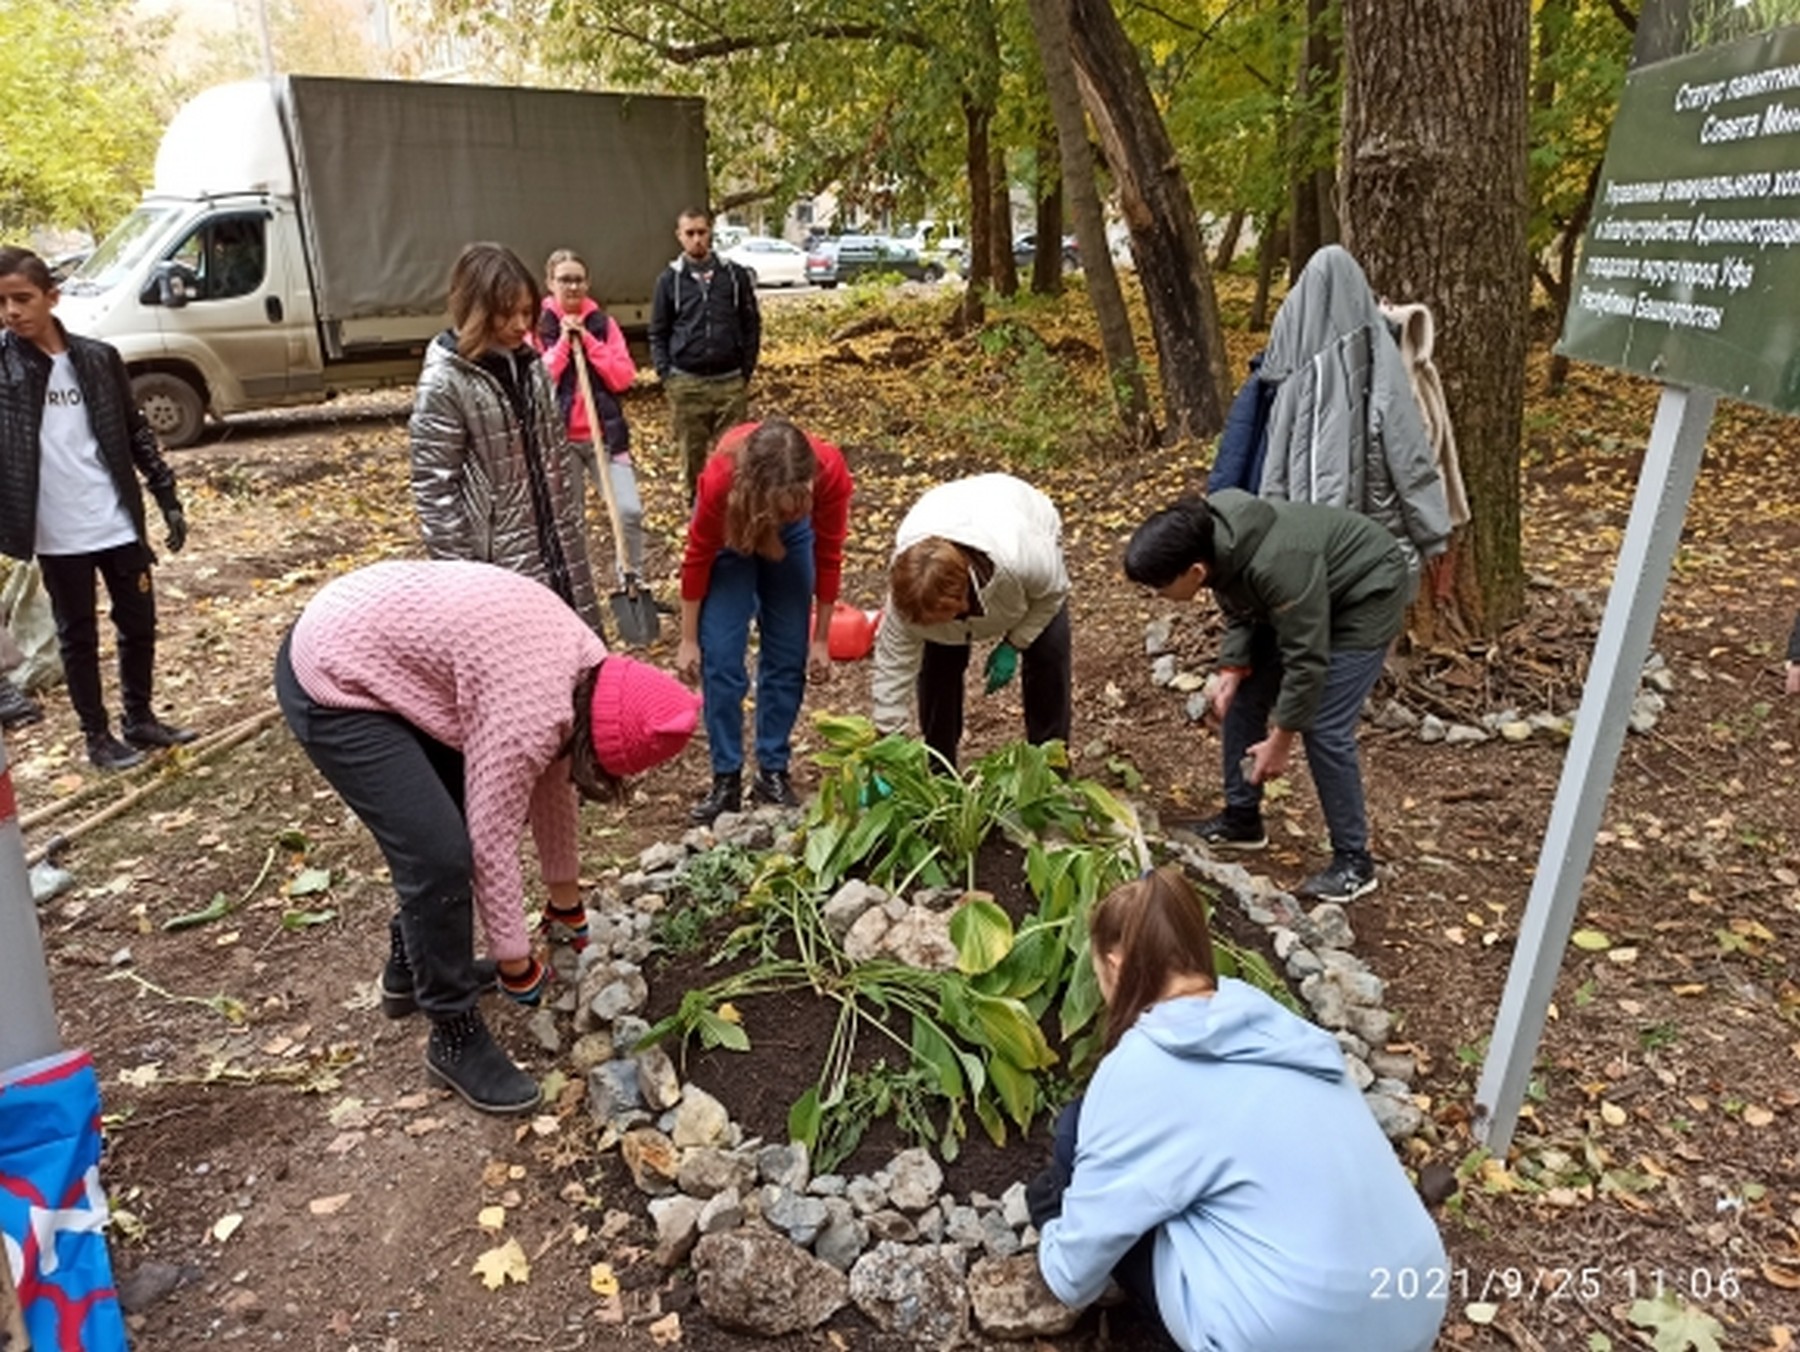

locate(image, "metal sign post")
(1473, 385), (1716, 1154)
(0, 734), (59, 1073)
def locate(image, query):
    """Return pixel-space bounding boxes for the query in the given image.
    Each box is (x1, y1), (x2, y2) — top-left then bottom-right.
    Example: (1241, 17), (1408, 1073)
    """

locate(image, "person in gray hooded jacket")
(1258, 245), (1452, 581)
(409, 243), (601, 635)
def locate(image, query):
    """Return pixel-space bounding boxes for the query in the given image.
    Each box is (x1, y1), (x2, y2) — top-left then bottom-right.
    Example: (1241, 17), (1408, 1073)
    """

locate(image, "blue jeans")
(1221, 625), (1389, 859)
(698, 518), (815, 776)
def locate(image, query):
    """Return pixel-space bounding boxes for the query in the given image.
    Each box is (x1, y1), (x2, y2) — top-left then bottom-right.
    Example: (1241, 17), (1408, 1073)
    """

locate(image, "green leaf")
(974, 924), (1065, 1001)
(1627, 1292), (1723, 1352)
(697, 1009), (751, 1052)
(967, 992), (1056, 1069)
(1060, 941), (1104, 1042)
(277, 828), (310, 852)
(280, 908), (337, 931)
(788, 1086), (823, 1149)
(803, 817), (847, 879)
(949, 895), (1015, 974)
(910, 1016), (967, 1100)
(987, 1055), (1038, 1129)
(286, 867), (332, 897)
(1571, 928), (1613, 951)
(972, 1087), (1006, 1147)
(162, 893), (233, 932)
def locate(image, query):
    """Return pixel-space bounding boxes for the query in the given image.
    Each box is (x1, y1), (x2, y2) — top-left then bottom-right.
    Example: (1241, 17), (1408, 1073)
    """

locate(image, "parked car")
(723, 234), (809, 288)
(804, 239), (840, 287)
(818, 234), (945, 288)
(891, 219), (967, 270)
(1012, 232), (1080, 273)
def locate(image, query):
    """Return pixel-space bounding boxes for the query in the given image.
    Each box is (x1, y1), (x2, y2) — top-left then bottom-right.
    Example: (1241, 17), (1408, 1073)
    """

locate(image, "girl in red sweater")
(678, 419), (852, 822)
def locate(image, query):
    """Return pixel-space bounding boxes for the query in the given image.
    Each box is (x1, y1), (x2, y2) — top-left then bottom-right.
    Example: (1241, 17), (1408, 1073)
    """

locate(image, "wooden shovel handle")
(568, 337), (633, 577)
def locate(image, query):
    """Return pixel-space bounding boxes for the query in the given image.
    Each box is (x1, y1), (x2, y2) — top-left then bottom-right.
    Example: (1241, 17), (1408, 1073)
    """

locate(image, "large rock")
(634, 1043), (682, 1111)
(885, 1148), (944, 1213)
(880, 908), (958, 970)
(823, 879), (885, 940)
(671, 1085), (732, 1149)
(620, 1127), (680, 1196)
(757, 1142), (809, 1192)
(693, 1228), (849, 1336)
(649, 1194), (704, 1267)
(678, 1147), (755, 1199)
(843, 906), (892, 963)
(849, 1241), (969, 1347)
(967, 1254), (1080, 1338)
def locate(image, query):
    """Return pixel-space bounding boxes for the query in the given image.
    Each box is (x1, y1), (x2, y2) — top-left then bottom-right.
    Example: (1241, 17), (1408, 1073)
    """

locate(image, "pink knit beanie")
(589, 656), (701, 778)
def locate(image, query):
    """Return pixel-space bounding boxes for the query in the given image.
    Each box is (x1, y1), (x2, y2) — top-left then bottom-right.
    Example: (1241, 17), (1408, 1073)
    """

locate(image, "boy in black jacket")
(0, 247), (193, 770)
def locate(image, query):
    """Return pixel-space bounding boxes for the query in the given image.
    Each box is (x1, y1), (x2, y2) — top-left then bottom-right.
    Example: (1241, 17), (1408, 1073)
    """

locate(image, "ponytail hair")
(1089, 865), (1218, 1054)
(724, 420), (817, 559)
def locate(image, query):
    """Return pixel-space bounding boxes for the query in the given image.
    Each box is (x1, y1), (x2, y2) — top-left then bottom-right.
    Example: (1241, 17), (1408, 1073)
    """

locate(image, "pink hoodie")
(534, 296), (636, 445)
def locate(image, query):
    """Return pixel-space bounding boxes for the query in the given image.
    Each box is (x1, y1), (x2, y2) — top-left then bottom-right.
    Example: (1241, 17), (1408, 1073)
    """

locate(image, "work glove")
(162, 504), (188, 553)
(1024, 1159), (1071, 1229)
(983, 641), (1019, 695)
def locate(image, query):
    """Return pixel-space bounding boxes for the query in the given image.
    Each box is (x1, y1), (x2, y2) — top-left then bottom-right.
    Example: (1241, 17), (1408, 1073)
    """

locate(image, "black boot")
(425, 1010), (541, 1115)
(689, 771), (742, 825)
(86, 731), (145, 772)
(0, 677), (42, 730)
(751, 766), (800, 808)
(121, 713), (198, 748)
(380, 920), (499, 1019)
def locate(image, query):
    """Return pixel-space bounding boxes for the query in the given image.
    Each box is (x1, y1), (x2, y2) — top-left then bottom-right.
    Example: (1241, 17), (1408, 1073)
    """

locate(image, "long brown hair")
(1089, 865), (1218, 1054)
(724, 420), (817, 559)
(447, 242), (539, 359)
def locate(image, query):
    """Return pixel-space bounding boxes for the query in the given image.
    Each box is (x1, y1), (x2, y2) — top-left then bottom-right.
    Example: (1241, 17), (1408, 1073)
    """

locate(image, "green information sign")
(1559, 21), (1800, 413)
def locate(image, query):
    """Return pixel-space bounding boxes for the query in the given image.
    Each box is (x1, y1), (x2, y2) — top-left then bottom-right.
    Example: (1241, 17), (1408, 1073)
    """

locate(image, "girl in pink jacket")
(534, 249), (649, 588)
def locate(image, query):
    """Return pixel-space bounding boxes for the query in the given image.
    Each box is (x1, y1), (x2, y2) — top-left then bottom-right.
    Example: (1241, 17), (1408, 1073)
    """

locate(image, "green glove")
(984, 641), (1019, 694)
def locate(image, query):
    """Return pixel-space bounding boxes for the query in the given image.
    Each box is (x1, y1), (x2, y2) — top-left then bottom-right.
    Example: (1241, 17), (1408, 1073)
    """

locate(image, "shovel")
(570, 336), (661, 647)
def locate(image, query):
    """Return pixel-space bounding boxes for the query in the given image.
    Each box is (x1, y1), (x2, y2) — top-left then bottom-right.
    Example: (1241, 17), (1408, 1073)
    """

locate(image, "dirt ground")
(8, 285), (1800, 1351)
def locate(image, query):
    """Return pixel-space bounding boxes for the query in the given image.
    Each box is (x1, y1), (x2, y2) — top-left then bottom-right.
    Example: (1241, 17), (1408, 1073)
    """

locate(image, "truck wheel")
(132, 373), (205, 449)
(921, 264), (945, 284)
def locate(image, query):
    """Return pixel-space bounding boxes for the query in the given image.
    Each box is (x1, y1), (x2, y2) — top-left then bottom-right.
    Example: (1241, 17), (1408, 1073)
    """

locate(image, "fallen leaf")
(1763, 1265), (1800, 1290)
(212, 1212), (244, 1243)
(1466, 1302), (1499, 1325)
(1572, 928), (1613, 951)
(471, 1237), (530, 1291)
(477, 1205), (508, 1231)
(648, 1312), (682, 1346)
(1629, 1290), (1724, 1352)
(590, 1262), (620, 1297)
(1743, 1105), (1775, 1128)
(1607, 946), (1640, 964)
(403, 1116), (445, 1137)
(307, 1193), (352, 1217)
(1600, 1102), (1628, 1126)
(118, 1063), (161, 1088)
(1670, 983), (1707, 996)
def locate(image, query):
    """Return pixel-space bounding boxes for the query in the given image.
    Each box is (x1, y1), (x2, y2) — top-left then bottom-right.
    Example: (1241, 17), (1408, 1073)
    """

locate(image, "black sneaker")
(1298, 854), (1379, 903)
(425, 1010), (541, 1115)
(87, 733), (146, 772)
(121, 716), (198, 749)
(750, 767), (799, 809)
(0, 678), (42, 730)
(689, 771), (743, 824)
(1173, 812), (1268, 852)
(380, 957), (501, 1020)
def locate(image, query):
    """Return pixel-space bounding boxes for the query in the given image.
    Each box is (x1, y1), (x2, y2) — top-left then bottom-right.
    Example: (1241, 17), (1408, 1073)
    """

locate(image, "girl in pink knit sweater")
(275, 560), (699, 1115)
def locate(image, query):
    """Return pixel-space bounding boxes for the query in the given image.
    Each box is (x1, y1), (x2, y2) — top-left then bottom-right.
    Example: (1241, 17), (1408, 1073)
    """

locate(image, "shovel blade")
(608, 588), (662, 647)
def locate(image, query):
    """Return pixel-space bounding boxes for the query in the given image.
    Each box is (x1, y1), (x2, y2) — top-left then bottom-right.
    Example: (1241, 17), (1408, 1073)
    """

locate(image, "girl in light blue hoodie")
(1032, 867), (1448, 1352)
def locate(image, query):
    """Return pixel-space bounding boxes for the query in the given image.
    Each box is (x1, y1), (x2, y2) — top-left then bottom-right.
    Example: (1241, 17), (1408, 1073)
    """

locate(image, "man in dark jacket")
(647, 209), (761, 501)
(0, 247), (194, 770)
(1125, 490), (1409, 902)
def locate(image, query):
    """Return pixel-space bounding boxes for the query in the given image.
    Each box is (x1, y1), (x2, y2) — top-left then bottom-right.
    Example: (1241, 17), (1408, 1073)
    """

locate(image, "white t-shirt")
(35, 352), (137, 556)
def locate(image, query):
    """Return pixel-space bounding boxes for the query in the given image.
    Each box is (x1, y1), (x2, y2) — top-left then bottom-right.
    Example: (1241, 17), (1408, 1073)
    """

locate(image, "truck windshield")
(64, 206), (179, 296)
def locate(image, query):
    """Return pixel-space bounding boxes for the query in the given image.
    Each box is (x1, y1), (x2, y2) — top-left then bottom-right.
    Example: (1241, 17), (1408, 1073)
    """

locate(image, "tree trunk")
(1250, 212), (1284, 332)
(1538, 161), (1600, 393)
(1287, 0), (1340, 278)
(1026, 0), (1155, 445)
(1340, 0), (1530, 636)
(990, 144), (1019, 297)
(1067, 0), (1228, 442)
(956, 97), (993, 331)
(1212, 207), (1246, 271)
(1030, 123), (1065, 296)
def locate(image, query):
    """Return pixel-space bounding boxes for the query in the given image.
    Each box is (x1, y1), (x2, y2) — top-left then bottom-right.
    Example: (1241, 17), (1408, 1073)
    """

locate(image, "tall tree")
(1026, 0), (1153, 444)
(1067, 0), (1230, 442)
(0, 0), (170, 236)
(1286, 0), (1340, 278)
(1339, 0), (1531, 635)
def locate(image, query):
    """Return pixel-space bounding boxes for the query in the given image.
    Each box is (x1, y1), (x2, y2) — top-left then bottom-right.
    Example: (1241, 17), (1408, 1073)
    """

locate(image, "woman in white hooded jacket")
(870, 473), (1070, 770)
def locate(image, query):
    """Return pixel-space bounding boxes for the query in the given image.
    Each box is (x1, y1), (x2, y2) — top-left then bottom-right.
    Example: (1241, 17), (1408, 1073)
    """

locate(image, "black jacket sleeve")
(109, 346), (179, 513)
(737, 264), (762, 380)
(648, 269), (674, 377)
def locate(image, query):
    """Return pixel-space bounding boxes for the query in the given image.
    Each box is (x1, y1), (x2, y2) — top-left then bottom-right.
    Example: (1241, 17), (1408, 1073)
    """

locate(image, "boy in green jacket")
(1125, 490), (1409, 901)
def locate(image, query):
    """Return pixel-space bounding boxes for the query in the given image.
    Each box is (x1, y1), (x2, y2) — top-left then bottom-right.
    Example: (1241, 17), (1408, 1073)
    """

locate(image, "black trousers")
(917, 603), (1072, 770)
(37, 542), (158, 738)
(275, 633), (480, 1019)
